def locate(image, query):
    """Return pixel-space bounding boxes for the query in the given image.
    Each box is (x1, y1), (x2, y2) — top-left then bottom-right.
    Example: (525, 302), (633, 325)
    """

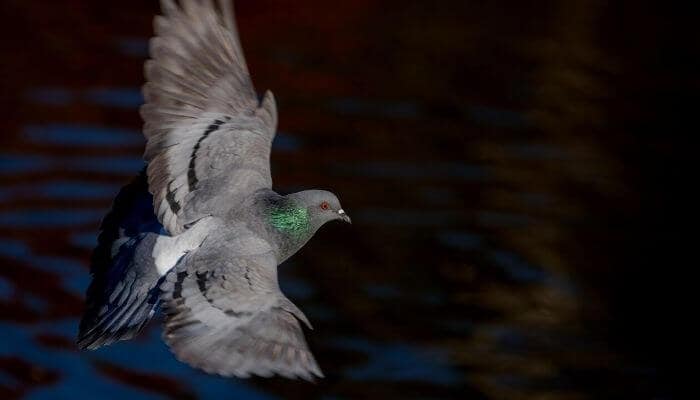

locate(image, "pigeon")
(76, 0), (350, 381)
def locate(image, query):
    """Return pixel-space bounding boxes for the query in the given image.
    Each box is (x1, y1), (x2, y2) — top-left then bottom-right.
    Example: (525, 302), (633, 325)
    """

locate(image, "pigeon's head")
(292, 189), (351, 227)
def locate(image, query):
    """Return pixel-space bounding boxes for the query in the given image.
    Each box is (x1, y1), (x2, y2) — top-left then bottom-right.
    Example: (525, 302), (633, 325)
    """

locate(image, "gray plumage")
(78, 0), (350, 381)
(79, 232), (162, 350)
(142, 0), (277, 235)
(159, 221), (320, 379)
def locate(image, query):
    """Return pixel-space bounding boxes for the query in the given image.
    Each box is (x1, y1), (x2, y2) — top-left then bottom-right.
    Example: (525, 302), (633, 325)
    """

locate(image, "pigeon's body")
(154, 188), (341, 270)
(77, 0), (349, 381)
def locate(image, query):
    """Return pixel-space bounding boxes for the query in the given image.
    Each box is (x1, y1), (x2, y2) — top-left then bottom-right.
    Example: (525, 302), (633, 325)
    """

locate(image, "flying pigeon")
(77, 0), (350, 380)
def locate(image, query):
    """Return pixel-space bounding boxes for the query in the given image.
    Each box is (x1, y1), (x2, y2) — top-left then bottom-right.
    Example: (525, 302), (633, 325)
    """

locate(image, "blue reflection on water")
(24, 124), (143, 147)
(39, 182), (119, 199)
(69, 232), (98, 249)
(0, 276), (12, 300)
(272, 132), (302, 152)
(0, 238), (88, 297)
(2, 323), (164, 400)
(0, 153), (145, 176)
(278, 275), (315, 300)
(0, 238), (30, 258)
(0, 181), (119, 200)
(24, 255), (84, 274)
(85, 88), (143, 109)
(0, 209), (103, 228)
(24, 293), (49, 314)
(0, 154), (51, 174)
(68, 157), (145, 174)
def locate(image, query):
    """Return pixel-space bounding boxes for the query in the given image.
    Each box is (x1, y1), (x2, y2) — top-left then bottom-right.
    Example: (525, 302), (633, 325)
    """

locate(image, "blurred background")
(0, 0), (694, 399)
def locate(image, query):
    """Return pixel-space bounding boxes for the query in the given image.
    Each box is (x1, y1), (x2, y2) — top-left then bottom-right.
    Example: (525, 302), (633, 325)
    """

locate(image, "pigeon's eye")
(320, 201), (330, 210)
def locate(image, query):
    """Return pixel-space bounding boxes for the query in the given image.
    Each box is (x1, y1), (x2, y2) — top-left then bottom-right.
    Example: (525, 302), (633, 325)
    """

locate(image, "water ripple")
(24, 125), (143, 147)
(0, 209), (104, 228)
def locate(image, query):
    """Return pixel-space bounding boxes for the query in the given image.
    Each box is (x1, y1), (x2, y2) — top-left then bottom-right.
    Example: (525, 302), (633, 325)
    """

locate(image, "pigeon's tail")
(77, 170), (165, 350)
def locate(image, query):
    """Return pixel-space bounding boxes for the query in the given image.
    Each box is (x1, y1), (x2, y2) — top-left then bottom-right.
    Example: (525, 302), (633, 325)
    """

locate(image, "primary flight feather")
(77, 0), (350, 381)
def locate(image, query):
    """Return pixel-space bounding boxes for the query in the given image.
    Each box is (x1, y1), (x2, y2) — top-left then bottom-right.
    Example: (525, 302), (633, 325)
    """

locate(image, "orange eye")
(320, 201), (330, 210)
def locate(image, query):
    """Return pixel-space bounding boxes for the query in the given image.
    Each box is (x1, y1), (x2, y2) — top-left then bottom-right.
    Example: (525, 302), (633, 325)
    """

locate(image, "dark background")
(0, 0), (694, 399)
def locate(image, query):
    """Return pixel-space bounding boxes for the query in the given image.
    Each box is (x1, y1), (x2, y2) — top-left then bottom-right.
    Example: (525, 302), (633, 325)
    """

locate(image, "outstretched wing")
(78, 171), (164, 349)
(159, 229), (323, 380)
(142, 0), (278, 234)
(78, 233), (163, 350)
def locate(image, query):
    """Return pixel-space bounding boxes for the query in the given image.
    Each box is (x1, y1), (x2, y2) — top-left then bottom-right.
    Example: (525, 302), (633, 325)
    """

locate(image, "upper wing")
(159, 229), (323, 380)
(142, 0), (278, 234)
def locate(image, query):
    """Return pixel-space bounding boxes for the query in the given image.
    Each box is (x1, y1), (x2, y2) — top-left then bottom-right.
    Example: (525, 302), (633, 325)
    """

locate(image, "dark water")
(1, 0), (693, 398)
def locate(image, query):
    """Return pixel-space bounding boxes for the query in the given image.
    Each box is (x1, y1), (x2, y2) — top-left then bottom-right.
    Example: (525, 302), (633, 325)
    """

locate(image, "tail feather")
(78, 170), (166, 349)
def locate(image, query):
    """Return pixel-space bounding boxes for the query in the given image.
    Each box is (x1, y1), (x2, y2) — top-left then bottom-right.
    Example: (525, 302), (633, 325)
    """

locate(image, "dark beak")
(338, 209), (352, 224)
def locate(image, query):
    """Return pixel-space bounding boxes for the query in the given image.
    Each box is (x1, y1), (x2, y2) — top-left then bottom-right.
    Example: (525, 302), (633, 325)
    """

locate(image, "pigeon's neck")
(264, 198), (314, 260)
(268, 204), (310, 237)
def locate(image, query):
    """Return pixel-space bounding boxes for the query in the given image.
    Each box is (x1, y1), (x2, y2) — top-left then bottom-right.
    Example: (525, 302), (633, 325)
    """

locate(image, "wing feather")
(143, 0), (277, 235)
(160, 231), (322, 380)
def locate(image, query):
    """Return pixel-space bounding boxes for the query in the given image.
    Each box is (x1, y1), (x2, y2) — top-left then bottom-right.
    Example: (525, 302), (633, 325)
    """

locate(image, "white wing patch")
(152, 217), (217, 276)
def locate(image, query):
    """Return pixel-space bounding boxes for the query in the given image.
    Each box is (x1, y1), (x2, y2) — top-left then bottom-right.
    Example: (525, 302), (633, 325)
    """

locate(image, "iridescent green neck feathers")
(269, 205), (309, 237)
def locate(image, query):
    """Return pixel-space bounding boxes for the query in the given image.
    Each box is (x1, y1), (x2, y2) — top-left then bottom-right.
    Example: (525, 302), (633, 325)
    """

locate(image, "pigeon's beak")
(338, 209), (351, 224)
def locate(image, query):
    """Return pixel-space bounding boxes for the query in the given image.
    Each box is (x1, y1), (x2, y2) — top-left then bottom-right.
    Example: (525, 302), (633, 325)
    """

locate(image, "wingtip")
(75, 332), (100, 351)
(75, 337), (89, 350)
(218, 0), (236, 32)
(159, 0), (178, 17)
